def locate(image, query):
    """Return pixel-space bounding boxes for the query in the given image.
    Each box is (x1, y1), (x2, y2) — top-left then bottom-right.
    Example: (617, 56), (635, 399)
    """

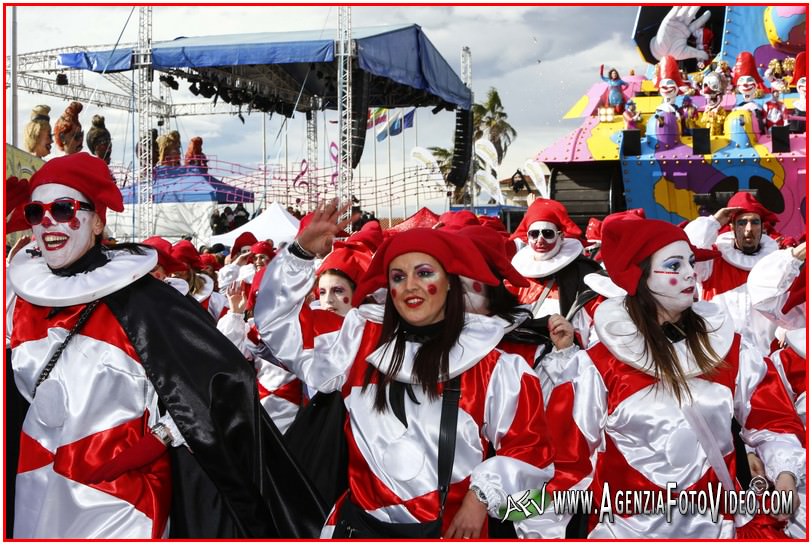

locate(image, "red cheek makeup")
(427, 284), (437, 295)
(390, 288), (397, 299)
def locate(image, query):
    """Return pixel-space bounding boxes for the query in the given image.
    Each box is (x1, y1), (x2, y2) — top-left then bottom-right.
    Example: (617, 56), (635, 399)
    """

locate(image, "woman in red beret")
(254, 199), (555, 539)
(6, 153), (322, 539)
(537, 217), (803, 539)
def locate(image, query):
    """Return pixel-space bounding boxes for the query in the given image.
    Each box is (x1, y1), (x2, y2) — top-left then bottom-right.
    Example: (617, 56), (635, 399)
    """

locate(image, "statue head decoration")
(157, 130), (182, 166)
(53, 101), (84, 154)
(23, 105), (52, 158)
(733, 51), (766, 103)
(86, 115), (112, 164)
(700, 70), (726, 110)
(654, 56), (684, 107)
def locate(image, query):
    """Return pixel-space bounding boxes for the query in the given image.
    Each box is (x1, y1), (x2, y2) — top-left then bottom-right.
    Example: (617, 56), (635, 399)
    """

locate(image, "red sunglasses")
(24, 198), (95, 226)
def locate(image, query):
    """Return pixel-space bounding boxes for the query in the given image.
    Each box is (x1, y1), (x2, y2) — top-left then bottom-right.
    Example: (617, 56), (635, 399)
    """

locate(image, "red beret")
(478, 215), (508, 233)
(230, 231), (258, 259)
(457, 225), (528, 287)
(510, 198), (582, 242)
(199, 252), (223, 271)
(601, 218), (690, 295)
(317, 246), (372, 288)
(28, 152), (123, 224)
(437, 210), (480, 230)
(171, 239), (202, 270)
(353, 228), (499, 306)
(142, 236), (187, 274)
(343, 220), (383, 253)
(727, 192), (778, 226)
(250, 241), (275, 258)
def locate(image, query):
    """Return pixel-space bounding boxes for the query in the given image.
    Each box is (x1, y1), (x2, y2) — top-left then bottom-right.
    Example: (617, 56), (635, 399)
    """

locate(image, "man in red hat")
(732, 51), (768, 134)
(684, 191), (781, 354)
(509, 198), (602, 347)
(5, 153), (323, 538)
(171, 239), (229, 321)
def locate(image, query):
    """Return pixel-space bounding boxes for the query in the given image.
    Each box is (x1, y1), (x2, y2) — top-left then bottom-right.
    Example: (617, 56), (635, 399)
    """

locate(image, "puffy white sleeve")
(747, 247), (805, 330)
(253, 248), (365, 392)
(216, 311), (251, 359)
(735, 344), (806, 486)
(683, 216), (721, 282)
(469, 351), (555, 536)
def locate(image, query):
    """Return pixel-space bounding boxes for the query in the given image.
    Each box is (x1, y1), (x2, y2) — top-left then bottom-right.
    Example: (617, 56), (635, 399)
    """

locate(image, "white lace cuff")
(157, 413), (187, 448)
(469, 475), (508, 517)
(764, 448), (806, 485)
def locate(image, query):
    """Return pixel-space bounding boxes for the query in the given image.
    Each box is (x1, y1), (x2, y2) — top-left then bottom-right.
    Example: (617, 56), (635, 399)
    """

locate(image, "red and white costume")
(217, 312), (303, 434)
(747, 246), (807, 538)
(194, 273), (229, 321)
(764, 97), (788, 128)
(684, 215), (779, 354)
(6, 245), (181, 538)
(254, 249), (555, 538)
(531, 297), (806, 538)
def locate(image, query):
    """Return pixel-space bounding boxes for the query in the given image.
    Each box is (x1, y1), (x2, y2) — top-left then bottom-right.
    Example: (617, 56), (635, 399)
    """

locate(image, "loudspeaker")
(771, 125), (790, 153)
(621, 130), (641, 156)
(692, 128), (711, 155)
(350, 70), (370, 168)
(446, 108), (473, 188)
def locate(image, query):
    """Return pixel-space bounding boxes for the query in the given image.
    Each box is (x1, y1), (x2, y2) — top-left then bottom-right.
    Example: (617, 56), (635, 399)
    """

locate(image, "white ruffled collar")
(192, 273), (214, 302)
(594, 296), (734, 378)
(9, 241), (157, 307)
(583, 272), (627, 298)
(357, 304), (508, 382)
(785, 328), (806, 359)
(715, 232), (778, 271)
(510, 238), (583, 279)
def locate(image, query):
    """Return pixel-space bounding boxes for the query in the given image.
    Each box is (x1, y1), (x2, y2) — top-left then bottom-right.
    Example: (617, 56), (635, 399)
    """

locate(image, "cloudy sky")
(5, 4), (648, 213)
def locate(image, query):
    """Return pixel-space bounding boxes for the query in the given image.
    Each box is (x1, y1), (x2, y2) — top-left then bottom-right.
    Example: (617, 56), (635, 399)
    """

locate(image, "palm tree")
(428, 146), (453, 177)
(472, 87), (517, 164)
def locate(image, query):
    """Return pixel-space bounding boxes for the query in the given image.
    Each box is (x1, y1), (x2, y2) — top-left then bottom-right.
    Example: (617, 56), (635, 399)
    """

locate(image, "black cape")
(551, 255), (602, 318)
(104, 274), (326, 538)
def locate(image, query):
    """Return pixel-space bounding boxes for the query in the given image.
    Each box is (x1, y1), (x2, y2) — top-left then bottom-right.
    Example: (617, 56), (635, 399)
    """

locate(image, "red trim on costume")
(778, 346), (807, 397)
(11, 300), (141, 363)
(18, 431), (55, 473)
(700, 255), (750, 301)
(587, 343), (658, 415)
(546, 383), (593, 491)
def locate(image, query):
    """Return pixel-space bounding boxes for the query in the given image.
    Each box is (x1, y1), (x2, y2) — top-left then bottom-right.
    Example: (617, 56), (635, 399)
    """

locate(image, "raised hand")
(296, 199), (353, 258)
(650, 6), (712, 61)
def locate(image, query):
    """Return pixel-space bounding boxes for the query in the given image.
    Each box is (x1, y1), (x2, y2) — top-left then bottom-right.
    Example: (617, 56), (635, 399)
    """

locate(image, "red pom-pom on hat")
(341, 220), (383, 254)
(601, 218), (690, 295)
(353, 228), (499, 306)
(28, 152), (123, 224)
(171, 239), (202, 270)
(457, 225), (528, 287)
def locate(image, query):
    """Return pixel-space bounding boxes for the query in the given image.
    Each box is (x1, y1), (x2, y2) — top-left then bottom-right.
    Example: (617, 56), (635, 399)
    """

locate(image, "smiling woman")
(254, 201), (557, 539)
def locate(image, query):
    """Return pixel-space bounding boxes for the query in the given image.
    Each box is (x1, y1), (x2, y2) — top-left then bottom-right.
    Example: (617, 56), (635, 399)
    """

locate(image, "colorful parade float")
(538, 5), (806, 239)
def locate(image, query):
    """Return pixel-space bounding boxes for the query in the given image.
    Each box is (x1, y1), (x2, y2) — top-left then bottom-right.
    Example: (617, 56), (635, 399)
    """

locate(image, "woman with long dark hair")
(254, 200), (555, 539)
(535, 217), (804, 538)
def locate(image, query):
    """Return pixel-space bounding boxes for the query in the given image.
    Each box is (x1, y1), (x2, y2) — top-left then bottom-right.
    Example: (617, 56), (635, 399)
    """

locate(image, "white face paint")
(318, 272), (354, 317)
(646, 240), (697, 320)
(30, 183), (100, 269)
(737, 75), (757, 102)
(460, 275), (489, 315)
(659, 78), (679, 104)
(527, 220), (563, 261)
